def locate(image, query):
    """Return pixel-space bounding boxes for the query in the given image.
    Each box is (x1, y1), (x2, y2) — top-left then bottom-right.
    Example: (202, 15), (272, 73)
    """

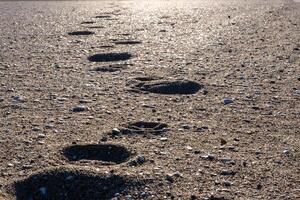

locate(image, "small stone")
(220, 157), (234, 164)
(223, 98), (234, 105)
(112, 128), (121, 136)
(220, 170), (236, 176)
(137, 155), (146, 164)
(53, 63), (60, 69)
(72, 105), (87, 112)
(45, 124), (54, 129)
(7, 163), (14, 167)
(160, 137), (168, 141)
(220, 138), (227, 146)
(283, 149), (289, 155)
(201, 154), (215, 161)
(182, 124), (193, 129)
(141, 192), (149, 198)
(166, 174), (174, 183)
(223, 181), (233, 187)
(186, 146), (193, 151)
(172, 171), (183, 178)
(38, 134), (46, 138)
(12, 96), (25, 103)
(256, 184), (262, 190)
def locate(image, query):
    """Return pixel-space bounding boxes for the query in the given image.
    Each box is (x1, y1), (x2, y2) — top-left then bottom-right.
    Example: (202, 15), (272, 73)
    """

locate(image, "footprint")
(134, 76), (163, 82)
(113, 40), (142, 45)
(95, 15), (112, 19)
(110, 121), (168, 137)
(10, 167), (143, 200)
(87, 26), (105, 29)
(91, 64), (131, 73)
(68, 31), (95, 36)
(132, 79), (202, 95)
(62, 144), (131, 164)
(88, 53), (132, 62)
(81, 21), (96, 24)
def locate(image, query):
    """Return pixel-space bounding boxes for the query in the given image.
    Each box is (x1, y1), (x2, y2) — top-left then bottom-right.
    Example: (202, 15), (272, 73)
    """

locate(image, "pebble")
(38, 134), (46, 138)
(186, 146), (193, 151)
(160, 137), (168, 141)
(172, 171), (183, 178)
(112, 128), (121, 136)
(220, 138), (227, 146)
(283, 149), (289, 155)
(201, 154), (215, 161)
(223, 181), (233, 187)
(223, 98), (234, 105)
(12, 95), (25, 103)
(220, 157), (234, 164)
(7, 163), (14, 167)
(72, 105), (87, 112)
(45, 124), (54, 129)
(165, 174), (174, 183)
(182, 124), (193, 129)
(220, 170), (236, 176)
(137, 155), (146, 164)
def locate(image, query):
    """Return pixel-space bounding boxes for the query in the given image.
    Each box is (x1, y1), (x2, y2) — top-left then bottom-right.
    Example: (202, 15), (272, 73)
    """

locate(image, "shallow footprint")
(133, 79), (202, 95)
(11, 167), (142, 200)
(62, 144), (131, 164)
(88, 53), (132, 62)
(110, 121), (168, 137)
(68, 31), (95, 36)
(91, 64), (131, 73)
(81, 21), (96, 24)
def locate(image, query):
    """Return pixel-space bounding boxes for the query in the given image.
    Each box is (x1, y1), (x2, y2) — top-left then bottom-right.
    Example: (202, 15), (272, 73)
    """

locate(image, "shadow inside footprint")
(81, 21), (96, 24)
(134, 76), (162, 82)
(88, 53), (132, 62)
(134, 80), (202, 95)
(95, 15), (112, 19)
(13, 168), (141, 200)
(68, 31), (94, 36)
(62, 144), (131, 164)
(114, 40), (142, 45)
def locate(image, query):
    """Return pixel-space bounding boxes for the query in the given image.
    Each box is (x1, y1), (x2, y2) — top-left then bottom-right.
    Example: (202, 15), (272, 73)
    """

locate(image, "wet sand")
(0, 0), (300, 199)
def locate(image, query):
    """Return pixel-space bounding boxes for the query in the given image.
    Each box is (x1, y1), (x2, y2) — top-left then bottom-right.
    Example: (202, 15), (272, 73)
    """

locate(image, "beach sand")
(0, 0), (299, 199)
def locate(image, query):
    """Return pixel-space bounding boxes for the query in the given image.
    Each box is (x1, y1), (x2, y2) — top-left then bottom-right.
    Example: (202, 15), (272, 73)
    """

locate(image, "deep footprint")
(88, 53), (132, 62)
(12, 167), (141, 200)
(68, 31), (95, 36)
(62, 144), (131, 164)
(134, 80), (202, 95)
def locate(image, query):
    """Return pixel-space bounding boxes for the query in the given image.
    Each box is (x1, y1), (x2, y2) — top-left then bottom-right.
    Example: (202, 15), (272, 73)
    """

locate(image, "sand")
(0, 0), (299, 199)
